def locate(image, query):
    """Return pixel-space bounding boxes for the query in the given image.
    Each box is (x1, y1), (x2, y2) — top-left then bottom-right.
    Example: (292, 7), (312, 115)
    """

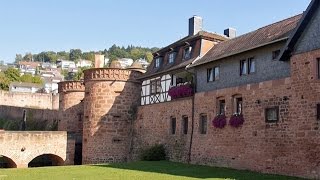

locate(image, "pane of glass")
(156, 80), (161, 93)
(219, 100), (225, 115)
(214, 67), (219, 80)
(200, 115), (207, 134)
(318, 59), (320, 79)
(183, 117), (188, 134)
(236, 98), (243, 114)
(151, 81), (155, 94)
(241, 61), (247, 75)
(207, 69), (213, 82)
(249, 59), (255, 73)
(267, 108), (277, 121)
(171, 118), (176, 134)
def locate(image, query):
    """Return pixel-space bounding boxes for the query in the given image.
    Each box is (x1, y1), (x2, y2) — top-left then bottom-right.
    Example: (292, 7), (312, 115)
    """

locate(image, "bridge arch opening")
(0, 155), (17, 168)
(28, 154), (64, 168)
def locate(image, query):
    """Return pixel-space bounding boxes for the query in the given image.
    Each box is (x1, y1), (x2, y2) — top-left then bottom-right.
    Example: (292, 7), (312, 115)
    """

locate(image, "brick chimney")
(189, 16), (203, 36)
(224, 28), (237, 38)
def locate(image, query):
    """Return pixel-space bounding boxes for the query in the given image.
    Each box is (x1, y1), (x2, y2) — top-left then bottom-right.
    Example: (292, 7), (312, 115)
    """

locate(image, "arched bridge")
(0, 131), (72, 168)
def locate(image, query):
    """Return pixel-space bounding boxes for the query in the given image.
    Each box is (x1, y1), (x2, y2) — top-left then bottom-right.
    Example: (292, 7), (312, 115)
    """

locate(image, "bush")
(141, 144), (166, 161)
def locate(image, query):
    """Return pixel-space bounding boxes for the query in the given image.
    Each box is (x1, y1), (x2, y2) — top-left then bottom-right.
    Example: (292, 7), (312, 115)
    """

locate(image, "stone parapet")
(84, 68), (141, 83)
(58, 81), (85, 93)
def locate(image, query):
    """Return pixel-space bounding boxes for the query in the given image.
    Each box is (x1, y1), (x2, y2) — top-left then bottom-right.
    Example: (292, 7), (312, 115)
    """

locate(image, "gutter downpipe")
(185, 57), (199, 164)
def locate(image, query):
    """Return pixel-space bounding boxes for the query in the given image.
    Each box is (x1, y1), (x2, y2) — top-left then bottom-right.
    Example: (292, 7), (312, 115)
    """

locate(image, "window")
(248, 58), (255, 74)
(155, 57), (162, 68)
(265, 107), (279, 122)
(219, 100), (226, 115)
(184, 46), (192, 60)
(170, 117), (176, 134)
(317, 104), (320, 120)
(168, 52), (176, 64)
(240, 57), (255, 75)
(199, 114), (207, 134)
(182, 116), (188, 134)
(318, 58), (320, 79)
(272, 50), (281, 60)
(236, 97), (243, 114)
(207, 66), (220, 82)
(150, 79), (161, 94)
(240, 60), (247, 75)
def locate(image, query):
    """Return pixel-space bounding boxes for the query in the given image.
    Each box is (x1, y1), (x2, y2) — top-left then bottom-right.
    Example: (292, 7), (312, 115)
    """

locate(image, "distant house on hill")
(76, 59), (92, 68)
(118, 58), (133, 68)
(18, 61), (40, 75)
(9, 82), (43, 93)
(57, 60), (76, 69)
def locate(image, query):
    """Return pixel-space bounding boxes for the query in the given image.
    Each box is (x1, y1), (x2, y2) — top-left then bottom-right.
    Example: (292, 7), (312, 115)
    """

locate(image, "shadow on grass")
(92, 161), (305, 180)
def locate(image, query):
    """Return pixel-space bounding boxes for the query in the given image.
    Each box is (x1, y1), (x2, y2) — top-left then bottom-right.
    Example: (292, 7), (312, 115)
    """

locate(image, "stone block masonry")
(0, 106), (59, 130)
(132, 50), (320, 179)
(0, 131), (71, 168)
(0, 90), (59, 110)
(58, 81), (85, 143)
(82, 68), (142, 164)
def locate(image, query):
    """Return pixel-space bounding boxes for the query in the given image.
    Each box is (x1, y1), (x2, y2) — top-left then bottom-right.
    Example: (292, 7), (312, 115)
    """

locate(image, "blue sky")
(0, 0), (311, 63)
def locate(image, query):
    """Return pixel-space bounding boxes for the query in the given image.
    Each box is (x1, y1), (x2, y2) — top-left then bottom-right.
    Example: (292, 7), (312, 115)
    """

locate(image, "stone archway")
(0, 155), (17, 168)
(28, 154), (64, 168)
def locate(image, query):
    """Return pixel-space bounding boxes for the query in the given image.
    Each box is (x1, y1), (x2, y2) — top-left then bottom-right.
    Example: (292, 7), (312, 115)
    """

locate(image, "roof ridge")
(225, 13), (303, 42)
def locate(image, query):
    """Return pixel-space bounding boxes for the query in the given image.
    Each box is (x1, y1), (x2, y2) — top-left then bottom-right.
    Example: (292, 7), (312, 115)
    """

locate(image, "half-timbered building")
(140, 16), (228, 105)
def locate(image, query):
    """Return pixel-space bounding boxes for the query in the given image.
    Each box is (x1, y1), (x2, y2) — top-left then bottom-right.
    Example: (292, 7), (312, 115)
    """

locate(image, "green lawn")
(0, 161), (304, 180)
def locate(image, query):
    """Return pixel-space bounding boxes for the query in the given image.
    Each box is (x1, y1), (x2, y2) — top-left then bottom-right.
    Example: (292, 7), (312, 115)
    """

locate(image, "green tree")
(4, 68), (20, 82)
(20, 74), (33, 83)
(130, 48), (143, 61)
(82, 52), (95, 62)
(23, 53), (33, 61)
(57, 51), (70, 60)
(70, 49), (82, 61)
(145, 52), (153, 62)
(73, 67), (89, 81)
(31, 76), (43, 84)
(15, 54), (23, 63)
(0, 72), (10, 90)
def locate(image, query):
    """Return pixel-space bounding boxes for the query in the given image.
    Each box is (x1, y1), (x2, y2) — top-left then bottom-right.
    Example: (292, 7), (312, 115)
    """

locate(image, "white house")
(76, 59), (92, 68)
(118, 58), (133, 68)
(57, 60), (76, 69)
(9, 82), (43, 93)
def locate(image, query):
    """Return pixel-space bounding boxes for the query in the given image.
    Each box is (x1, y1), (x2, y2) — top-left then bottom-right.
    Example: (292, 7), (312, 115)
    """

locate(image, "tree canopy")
(17, 45), (159, 64)
(0, 68), (43, 91)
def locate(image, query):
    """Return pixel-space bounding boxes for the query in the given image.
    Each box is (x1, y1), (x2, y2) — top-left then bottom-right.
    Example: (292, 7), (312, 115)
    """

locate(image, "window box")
(212, 114), (227, 129)
(168, 84), (193, 100)
(229, 114), (244, 128)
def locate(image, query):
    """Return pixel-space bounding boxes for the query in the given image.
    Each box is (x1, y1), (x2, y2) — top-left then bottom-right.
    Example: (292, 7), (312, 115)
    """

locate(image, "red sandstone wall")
(133, 98), (192, 162)
(133, 49), (320, 179)
(82, 69), (142, 164)
(0, 106), (59, 130)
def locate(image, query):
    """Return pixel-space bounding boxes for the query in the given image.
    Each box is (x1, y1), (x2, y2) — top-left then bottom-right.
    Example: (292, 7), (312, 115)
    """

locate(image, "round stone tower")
(58, 81), (85, 165)
(82, 67), (142, 164)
